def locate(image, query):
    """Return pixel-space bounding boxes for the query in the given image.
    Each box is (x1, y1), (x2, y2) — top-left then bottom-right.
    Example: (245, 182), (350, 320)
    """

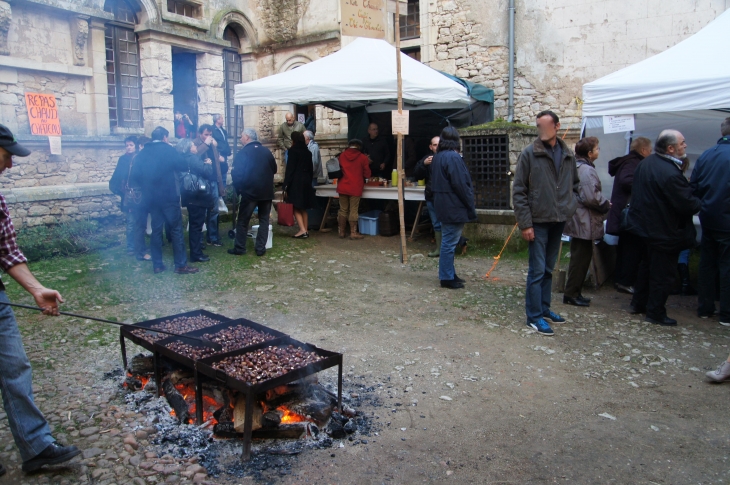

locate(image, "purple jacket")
(606, 150), (644, 235)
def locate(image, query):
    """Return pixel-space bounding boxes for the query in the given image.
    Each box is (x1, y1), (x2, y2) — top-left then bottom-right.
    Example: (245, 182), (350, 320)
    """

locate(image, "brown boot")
(349, 221), (364, 240)
(338, 216), (347, 239)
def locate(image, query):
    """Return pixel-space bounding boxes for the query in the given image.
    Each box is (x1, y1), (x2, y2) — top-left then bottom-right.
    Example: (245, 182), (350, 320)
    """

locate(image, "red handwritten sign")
(25, 93), (62, 136)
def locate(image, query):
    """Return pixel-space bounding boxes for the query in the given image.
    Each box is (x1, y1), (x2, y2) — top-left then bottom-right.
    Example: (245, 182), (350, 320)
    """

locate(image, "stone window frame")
(104, 0), (144, 130)
(399, 0), (420, 40)
(166, 0), (201, 19)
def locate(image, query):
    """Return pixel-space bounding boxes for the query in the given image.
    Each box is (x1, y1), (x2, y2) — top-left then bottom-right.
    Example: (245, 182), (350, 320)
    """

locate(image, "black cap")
(0, 124), (31, 157)
(348, 138), (363, 150)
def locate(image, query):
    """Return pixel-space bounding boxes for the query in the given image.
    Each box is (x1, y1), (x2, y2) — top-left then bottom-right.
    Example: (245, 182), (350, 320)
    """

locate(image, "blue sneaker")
(527, 318), (554, 336)
(543, 310), (566, 324)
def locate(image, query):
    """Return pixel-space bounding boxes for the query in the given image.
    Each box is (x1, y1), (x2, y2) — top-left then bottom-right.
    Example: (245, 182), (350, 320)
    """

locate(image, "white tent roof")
(234, 38), (474, 112)
(582, 9), (730, 116)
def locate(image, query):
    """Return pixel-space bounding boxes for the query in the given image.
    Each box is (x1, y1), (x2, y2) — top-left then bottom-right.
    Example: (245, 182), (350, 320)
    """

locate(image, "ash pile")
(121, 355), (380, 481)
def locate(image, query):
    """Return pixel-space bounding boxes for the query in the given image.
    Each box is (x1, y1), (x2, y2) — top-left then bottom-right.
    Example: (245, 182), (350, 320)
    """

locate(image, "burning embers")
(119, 311), (344, 460)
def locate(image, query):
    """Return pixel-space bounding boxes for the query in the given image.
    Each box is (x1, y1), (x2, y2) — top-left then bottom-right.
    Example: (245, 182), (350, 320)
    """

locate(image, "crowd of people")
(513, 110), (730, 338)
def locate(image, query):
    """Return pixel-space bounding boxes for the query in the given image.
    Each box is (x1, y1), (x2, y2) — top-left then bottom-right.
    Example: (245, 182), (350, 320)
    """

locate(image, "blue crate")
(358, 210), (382, 236)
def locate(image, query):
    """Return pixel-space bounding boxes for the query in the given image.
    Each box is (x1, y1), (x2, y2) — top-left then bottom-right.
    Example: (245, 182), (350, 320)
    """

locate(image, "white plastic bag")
(217, 197), (228, 213)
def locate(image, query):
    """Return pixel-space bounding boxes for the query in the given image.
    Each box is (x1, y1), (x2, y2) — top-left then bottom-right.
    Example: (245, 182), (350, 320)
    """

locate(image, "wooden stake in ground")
(394, 0), (408, 264)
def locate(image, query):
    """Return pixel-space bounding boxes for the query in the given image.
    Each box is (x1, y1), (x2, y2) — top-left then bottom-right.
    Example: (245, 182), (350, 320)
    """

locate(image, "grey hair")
(721, 117), (730, 137)
(303, 130), (314, 141)
(654, 129), (681, 155)
(242, 128), (258, 142)
(176, 138), (193, 153)
(212, 114), (223, 123)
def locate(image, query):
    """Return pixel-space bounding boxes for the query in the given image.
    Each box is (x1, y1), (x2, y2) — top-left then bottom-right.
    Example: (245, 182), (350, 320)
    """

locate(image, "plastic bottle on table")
(391, 169), (398, 187)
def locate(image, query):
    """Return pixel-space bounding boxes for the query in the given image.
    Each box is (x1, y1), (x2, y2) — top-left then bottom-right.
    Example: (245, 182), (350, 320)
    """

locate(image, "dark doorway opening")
(172, 52), (198, 133)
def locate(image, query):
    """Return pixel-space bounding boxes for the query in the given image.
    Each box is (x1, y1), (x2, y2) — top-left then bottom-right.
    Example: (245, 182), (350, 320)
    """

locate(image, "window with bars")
(462, 135), (512, 210)
(104, 0), (142, 129)
(167, 0), (200, 18)
(399, 0), (420, 40)
(223, 50), (242, 135)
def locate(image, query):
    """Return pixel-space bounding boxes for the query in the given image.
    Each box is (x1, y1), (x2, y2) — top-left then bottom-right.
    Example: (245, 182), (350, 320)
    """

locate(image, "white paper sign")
(297, 114), (305, 124)
(391, 110), (409, 135)
(603, 115), (635, 134)
(48, 136), (62, 155)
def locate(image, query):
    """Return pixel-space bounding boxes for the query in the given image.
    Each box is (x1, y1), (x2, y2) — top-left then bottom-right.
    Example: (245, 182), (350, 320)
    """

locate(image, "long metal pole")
(507, 0), (515, 122)
(395, 0), (408, 264)
(0, 302), (222, 349)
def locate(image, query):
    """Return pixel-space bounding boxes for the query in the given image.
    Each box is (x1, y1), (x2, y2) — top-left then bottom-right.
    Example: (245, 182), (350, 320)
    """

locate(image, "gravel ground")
(0, 225), (728, 484)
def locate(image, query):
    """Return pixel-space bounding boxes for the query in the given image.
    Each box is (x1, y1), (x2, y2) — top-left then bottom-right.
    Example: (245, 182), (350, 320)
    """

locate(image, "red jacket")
(337, 148), (371, 197)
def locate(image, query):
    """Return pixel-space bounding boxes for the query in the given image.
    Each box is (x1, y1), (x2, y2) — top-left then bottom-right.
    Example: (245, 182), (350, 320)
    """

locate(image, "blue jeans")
(439, 222), (465, 280)
(125, 210), (135, 252)
(0, 292), (54, 461)
(678, 248), (690, 265)
(426, 200), (441, 232)
(150, 202), (187, 269)
(234, 198), (272, 255)
(525, 222), (565, 323)
(205, 182), (221, 244)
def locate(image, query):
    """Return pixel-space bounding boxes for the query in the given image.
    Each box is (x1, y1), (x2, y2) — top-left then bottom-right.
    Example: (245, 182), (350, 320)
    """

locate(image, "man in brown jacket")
(513, 110), (579, 336)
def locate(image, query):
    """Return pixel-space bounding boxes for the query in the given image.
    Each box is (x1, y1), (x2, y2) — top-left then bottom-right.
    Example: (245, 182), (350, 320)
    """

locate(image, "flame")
(124, 372), (150, 389)
(277, 406), (307, 424)
(166, 381), (227, 425)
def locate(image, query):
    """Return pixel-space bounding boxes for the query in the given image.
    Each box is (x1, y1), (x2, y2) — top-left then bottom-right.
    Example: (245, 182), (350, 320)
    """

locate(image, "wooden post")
(394, 0), (408, 264)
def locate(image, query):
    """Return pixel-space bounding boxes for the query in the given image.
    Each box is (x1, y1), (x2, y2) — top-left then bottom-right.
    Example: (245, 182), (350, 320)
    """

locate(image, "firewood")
(233, 396), (263, 433)
(162, 379), (190, 424)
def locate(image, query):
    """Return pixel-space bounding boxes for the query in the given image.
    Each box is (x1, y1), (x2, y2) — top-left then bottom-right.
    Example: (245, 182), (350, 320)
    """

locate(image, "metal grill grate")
(462, 135), (512, 210)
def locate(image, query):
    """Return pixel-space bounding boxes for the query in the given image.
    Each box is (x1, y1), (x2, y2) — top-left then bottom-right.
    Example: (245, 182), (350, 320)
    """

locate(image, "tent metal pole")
(508, 0), (515, 122)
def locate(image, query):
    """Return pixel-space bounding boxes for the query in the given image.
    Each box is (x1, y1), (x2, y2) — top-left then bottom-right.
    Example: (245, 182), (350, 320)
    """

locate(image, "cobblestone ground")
(0, 225), (728, 484)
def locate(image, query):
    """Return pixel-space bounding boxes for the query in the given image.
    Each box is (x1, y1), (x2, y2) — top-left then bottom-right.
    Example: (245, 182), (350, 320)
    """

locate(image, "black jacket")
(180, 153), (215, 208)
(231, 141), (277, 201)
(690, 136), (730, 233)
(212, 125), (231, 158)
(129, 141), (187, 206)
(626, 153), (700, 252)
(431, 150), (477, 224)
(363, 135), (392, 178)
(109, 153), (134, 198)
(413, 153), (435, 201)
(512, 138), (579, 229)
(606, 150), (644, 235)
(283, 144), (316, 210)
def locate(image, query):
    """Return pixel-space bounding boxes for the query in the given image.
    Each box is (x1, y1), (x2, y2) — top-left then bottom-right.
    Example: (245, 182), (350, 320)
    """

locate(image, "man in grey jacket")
(513, 111), (579, 336)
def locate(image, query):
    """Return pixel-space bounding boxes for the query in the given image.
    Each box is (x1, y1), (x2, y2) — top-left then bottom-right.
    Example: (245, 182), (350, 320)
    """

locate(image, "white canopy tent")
(582, 8), (730, 197)
(234, 37), (484, 113)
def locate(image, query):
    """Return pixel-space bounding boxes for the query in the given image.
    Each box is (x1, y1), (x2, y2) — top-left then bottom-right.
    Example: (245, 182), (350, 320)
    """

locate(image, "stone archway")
(277, 54), (312, 73)
(213, 9), (258, 53)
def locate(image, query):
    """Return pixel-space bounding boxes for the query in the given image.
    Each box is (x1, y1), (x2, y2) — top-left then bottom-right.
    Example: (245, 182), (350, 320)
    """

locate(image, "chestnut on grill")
(132, 315), (223, 343)
(162, 324), (276, 360)
(211, 345), (323, 384)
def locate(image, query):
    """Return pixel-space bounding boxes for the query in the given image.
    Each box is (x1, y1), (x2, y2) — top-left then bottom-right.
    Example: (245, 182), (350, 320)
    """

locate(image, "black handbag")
(619, 204), (631, 232)
(180, 169), (208, 196)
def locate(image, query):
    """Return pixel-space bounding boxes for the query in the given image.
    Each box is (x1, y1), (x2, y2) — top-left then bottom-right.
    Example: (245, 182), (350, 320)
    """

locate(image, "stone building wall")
(424, 0), (728, 128)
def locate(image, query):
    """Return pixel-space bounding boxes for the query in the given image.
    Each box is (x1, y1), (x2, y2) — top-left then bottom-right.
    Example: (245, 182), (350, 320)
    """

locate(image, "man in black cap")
(0, 124), (82, 475)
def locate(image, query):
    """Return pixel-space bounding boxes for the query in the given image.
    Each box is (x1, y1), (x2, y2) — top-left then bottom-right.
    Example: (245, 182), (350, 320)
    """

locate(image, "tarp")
(234, 37), (493, 113)
(582, 8), (730, 117)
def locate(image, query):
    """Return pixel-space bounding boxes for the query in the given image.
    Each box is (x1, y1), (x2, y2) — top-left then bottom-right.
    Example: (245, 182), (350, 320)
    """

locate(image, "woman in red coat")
(337, 139), (371, 239)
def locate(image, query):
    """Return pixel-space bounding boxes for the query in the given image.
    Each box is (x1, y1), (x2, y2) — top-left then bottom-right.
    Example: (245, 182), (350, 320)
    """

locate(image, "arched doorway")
(103, 0), (143, 130)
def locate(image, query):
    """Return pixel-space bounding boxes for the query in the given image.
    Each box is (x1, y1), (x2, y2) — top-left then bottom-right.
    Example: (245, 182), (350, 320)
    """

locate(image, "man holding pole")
(0, 124), (82, 475)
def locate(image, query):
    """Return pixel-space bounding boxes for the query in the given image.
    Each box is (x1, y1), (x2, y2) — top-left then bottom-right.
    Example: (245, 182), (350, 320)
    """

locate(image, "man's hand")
(379, 163), (385, 170)
(210, 138), (218, 147)
(204, 158), (212, 165)
(31, 288), (64, 316)
(218, 155), (224, 163)
(424, 156), (433, 166)
(521, 227), (535, 242)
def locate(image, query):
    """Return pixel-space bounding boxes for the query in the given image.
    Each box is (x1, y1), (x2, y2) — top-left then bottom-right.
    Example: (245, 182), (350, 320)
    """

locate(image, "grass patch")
(16, 220), (120, 262)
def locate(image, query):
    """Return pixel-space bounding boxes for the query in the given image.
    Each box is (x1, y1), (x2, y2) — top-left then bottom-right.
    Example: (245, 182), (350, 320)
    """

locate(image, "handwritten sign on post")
(341, 0), (386, 39)
(602, 114), (635, 134)
(25, 93), (62, 136)
(391, 110), (409, 135)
